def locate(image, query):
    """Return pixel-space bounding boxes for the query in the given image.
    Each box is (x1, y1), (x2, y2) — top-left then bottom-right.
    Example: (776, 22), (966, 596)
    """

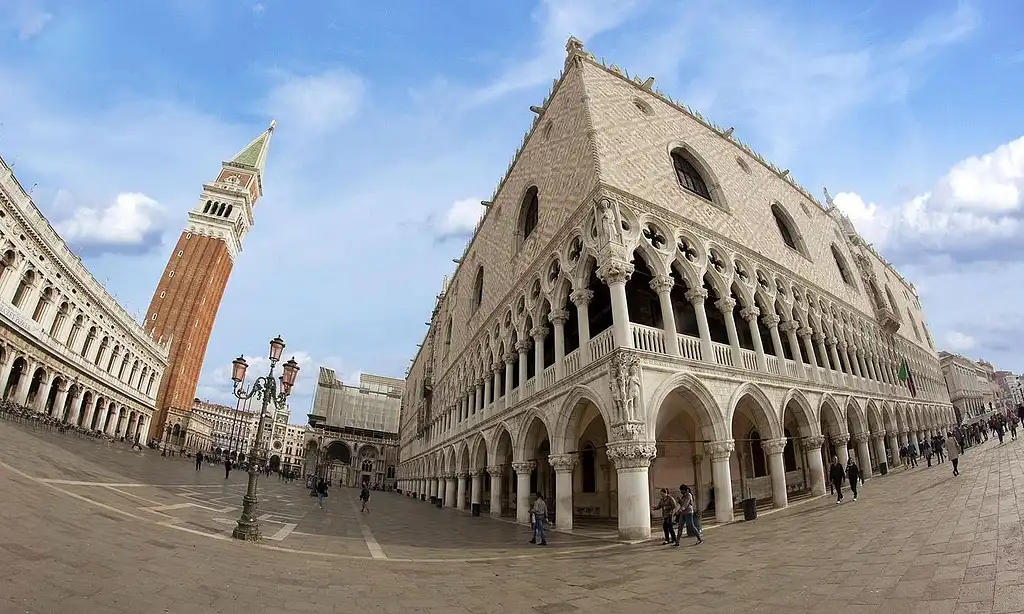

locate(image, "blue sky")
(0, 0), (1022, 422)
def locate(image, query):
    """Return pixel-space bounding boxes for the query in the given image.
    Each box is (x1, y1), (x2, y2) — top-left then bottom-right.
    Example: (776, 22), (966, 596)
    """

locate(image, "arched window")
(831, 245), (855, 287)
(11, 270), (35, 308)
(146, 372), (156, 395)
(66, 315), (84, 348)
(908, 310), (922, 341)
(107, 345), (120, 372)
(118, 354), (130, 379)
(203, 200), (212, 214)
(94, 337), (109, 365)
(139, 366), (148, 390)
(747, 429), (767, 478)
(32, 287), (52, 322)
(217, 203), (226, 216)
(225, 204), (233, 217)
(783, 429), (798, 471)
(580, 442), (596, 493)
(49, 302), (69, 337)
(471, 266), (484, 313)
(128, 360), (139, 387)
(885, 287), (901, 316)
(80, 326), (97, 358)
(520, 187), (539, 242)
(0, 249), (15, 282)
(444, 317), (453, 353)
(771, 204), (801, 252)
(670, 149), (712, 200)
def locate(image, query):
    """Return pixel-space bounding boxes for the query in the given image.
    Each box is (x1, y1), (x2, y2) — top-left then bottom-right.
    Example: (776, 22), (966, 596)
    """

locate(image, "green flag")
(897, 359), (908, 382)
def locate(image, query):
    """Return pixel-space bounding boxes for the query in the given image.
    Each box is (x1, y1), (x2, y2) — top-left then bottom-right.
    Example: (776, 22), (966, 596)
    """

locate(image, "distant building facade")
(191, 398), (256, 457)
(939, 352), (987, 423)
(306, 369), (403, 487)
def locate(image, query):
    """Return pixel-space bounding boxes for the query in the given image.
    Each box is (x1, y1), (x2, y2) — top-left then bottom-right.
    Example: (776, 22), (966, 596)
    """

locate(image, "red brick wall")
(145, 231), (234, 439)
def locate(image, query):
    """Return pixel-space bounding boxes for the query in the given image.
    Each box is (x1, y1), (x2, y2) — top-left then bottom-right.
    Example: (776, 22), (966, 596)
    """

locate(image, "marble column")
(487, 465), (504, 518)
(873, 434), (888, 470)
(650, 276), (679, 356)
(474, 381), (483, 415)
(762, 314), (785, 363)
(606, 441), (657, 541)
(445, 473), (457, 507)
(0, 354), (14, 400)
(716, 297), (742, 367)
(813, 332), (832, 384)
(66, 391), (83, 425)
(705, 440), (735, 524)
(51, 383), (69, 420)
(597, 259), (634, 350)
(685, 288), (715, 363)
(491, 364), (501, 401)
(482, 376), (492, 410)
(739, 306), (767, 371)
(531, 326), (548, 382)
(779, 321), (805, 378)
(503, 353), (515, 398)
(798, 327), (819, 382)
(14, 359), (36, 406)
(802, 435), (827, 495)
(550, 309), (570, 376)
(512, 461), (536, 524)
(516, 340), (531, 390)
(854, 433), (873, 478)
(831, 434), (850, 466)
(570, 289), (593, 366)
(470, 470), (483, 510)
(34, 373), (53, 413)
(762, 438), (789, 509)
(548, 453), (578, 531)
(456, 472), (468, 510)
(827, 338), (846, 386)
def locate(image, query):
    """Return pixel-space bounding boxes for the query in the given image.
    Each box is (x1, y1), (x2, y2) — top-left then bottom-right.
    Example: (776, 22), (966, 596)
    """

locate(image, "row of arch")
(0, 244), (161, 399)
(201, 200), (233, 218)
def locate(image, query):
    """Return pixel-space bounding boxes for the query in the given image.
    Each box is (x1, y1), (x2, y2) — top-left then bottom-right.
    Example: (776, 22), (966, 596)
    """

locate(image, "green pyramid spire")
(228, 120), (275, 175)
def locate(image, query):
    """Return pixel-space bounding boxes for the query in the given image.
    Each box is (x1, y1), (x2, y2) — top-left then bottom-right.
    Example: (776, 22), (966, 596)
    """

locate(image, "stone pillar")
(86, 400), (101, 431)
(503, 353), (515, 398)
(762, 314), (785, 361)
(474, 381), (483, 415)
(34, 372), (53, 413)
(715, 297), (742, 367)
(827, 338), (845, 386)
(487, 465), (504, 518)
(549, 309), (570, 376)
(470, 470), (482, 508)
(482, 376), (491, 410)
(831, 434), (850, 466)
(445, 474), (457, 507)
(14, 359), (36, 406)
(649, 276), (679, 356)
(762, 438), (789, 509)
(873, 434), (887, 470)
(548, 453), (578, 532)
(685, 288), (715, 363)
(705, 441), (735, 524)
(798, 327), (819, 382)
(512, 461), (535, 524)
(802, 435), (827, 495)
(854, 433), (873, 478)
(887, 432), (901, 465)
(52, 383), (69, 420)
(606, 441), (656, 541)
(740, 306), (767, 371)
(456, 472), (468, 510)
(492, 364), (501, 401)
(813, 332), (832, 384)
(570, 289), (593, 366)
(779, 321), (805, 377)
(0, 353), (14, 400)
(531, 326), (548, 381)
(516, 340), (531, 390)
(597, 259), (633, 350)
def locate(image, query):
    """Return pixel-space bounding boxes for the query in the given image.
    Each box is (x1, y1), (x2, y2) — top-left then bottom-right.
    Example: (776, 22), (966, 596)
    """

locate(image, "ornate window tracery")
(670, 149), (712, 200)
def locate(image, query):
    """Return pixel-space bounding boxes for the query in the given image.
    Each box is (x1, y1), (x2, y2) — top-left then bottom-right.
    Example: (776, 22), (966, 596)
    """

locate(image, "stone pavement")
(1, 420), (1022, 614)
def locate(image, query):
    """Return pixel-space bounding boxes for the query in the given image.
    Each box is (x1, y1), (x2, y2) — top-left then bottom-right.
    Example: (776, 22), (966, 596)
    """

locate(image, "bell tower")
(145, 121), (275, 439)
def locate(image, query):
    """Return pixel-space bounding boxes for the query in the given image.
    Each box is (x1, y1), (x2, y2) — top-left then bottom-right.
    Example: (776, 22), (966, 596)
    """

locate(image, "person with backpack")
(359, 484), (371, 513)
(316, 478), (329, 509)
(652, 488), (680, 546)
(846, 458), (863, 501)
(676, 484), (703, 545)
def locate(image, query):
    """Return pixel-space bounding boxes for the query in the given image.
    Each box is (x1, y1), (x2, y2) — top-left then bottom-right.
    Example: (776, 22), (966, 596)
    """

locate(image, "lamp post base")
(232, 474), (262, 541)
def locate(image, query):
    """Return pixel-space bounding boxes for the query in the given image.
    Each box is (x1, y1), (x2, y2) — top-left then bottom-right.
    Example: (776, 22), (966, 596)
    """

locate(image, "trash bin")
(428, 496), (435, 504)
(878, 461), (888, 476)
(471, 503), (481, 517)
(435, 498), (443, 508)
(742, 498), (757, 521)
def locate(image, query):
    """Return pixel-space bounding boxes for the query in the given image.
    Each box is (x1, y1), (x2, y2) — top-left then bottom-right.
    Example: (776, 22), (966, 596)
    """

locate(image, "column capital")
(811, 332), (825, 343)
(837, 340), (848, 350)
(760, 438), (788, 455)
(778, 320), (798, 334)
(548, 308), (570, 325)
(739, 305), (760, 322)
(797, 326), (814, 339)
(530, 325), (549, 340)
(830, 433), (849, 446)
(475, 379), (485, 389)
(547, 453), (578, 473)
(486, 464), (504, 477)
(511, 461), (536, 475)
(456, 471), (470, 479)
(852, 432), (871, 444)
(648, 275), (674, 295)
(596, 258), (634, 285)
(492, 363), (503, 373)
(802, 435), (826, 449)
(515, 339), (533, 353)
(825, 336), (838, 347)
(684, 287), (708, 306)
(605, 441), (657, 470)
(761, 314), (781, 328)
(703, 439), (735, 460)
(503, 352), (517, 364)
(569, 288), (594, 306)
(714, 297), (736, 314)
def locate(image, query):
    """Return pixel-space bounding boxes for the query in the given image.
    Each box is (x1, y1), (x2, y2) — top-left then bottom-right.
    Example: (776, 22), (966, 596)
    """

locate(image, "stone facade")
(145, 124), (275, 439)
(396, 39), (955, 540)
(939, 352), (989, 423)
(0, 155), (168, 440)
(191, 398), (256, 456)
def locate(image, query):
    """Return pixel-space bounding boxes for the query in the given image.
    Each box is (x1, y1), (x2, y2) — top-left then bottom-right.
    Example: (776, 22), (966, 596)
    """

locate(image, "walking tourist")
(653, 488), (679, 546)
(829, 456), (846, 503)
(846, 458), (863, 502)
(529, 493), (548, 546)
(946, 433), (961, 476)
(316, 478), (329, 509)
(195, 451), (204, 471)
(676, 484), (703, 545)
(224, 458), (232, 479)
(907, 444), (918, 468)
(922, 439), (932, 467)
(359, 484), (371, 513)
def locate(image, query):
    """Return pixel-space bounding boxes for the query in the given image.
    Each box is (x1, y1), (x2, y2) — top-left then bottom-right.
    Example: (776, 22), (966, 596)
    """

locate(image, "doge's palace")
(0, 156), (169, 441)
(396, 38), (956, 540)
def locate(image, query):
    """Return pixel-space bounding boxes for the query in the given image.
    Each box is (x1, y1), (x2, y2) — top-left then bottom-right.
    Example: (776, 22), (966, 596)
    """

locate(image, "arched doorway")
(491, 427), (514, 517)
(729, 387), (782, 508)
(358, 446), (378, 485)
(554, 394), (610, 532)
(269, 455), (281, 472)
(4, 356), (27, 401)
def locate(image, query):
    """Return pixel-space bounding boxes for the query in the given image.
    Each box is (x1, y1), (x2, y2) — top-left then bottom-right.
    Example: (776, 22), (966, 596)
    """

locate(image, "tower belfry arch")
(145, 121), (276, 439)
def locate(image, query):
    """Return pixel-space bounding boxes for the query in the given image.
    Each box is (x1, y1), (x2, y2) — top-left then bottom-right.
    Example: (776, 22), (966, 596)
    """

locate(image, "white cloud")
(945, 331), (976, 351)
(261, 69), (365, 134)
(435, 197), (484, 239)
(0, 0), (53, 40)
(836, 135), (1024, 258)
(252, 2), (265, 17)
(55, 192), (167, 250)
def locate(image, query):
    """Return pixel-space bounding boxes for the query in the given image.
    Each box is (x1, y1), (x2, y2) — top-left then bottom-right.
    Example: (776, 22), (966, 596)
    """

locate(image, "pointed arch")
(780, 388), (818, 435)
(471, 266), (484, 313)
(818, 393), (845, 435)
(726, 382), (783, 440)
(515, 407), (554, 461)
(552, 384), (614, 455)
(665, 142), (728, 210)
(647, 371), (727, 441)
(770, 202), (809, 257)
(845, 397), (868, 435)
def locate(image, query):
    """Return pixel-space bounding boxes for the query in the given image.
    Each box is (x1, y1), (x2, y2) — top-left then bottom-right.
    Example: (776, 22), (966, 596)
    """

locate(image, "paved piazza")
(2, 421), (1023, 614)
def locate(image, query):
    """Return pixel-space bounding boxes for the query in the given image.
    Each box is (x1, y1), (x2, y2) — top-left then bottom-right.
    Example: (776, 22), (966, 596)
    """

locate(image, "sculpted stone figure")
(596, 198), (620, 247)
(625, 363), (641, 422)
(609, 351), (642, 423)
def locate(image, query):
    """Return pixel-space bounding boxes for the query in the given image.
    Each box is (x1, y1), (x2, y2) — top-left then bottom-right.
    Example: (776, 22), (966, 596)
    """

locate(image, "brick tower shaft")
(146, 122), (275, 439)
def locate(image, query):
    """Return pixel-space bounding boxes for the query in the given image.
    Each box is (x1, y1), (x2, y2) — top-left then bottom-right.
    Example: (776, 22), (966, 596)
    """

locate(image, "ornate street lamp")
(228, 335), (300, 541)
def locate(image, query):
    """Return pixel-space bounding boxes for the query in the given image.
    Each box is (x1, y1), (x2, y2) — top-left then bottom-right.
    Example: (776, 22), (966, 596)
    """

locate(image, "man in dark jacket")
(829, 456), (845, 504)
(846, 458), (863, 502)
